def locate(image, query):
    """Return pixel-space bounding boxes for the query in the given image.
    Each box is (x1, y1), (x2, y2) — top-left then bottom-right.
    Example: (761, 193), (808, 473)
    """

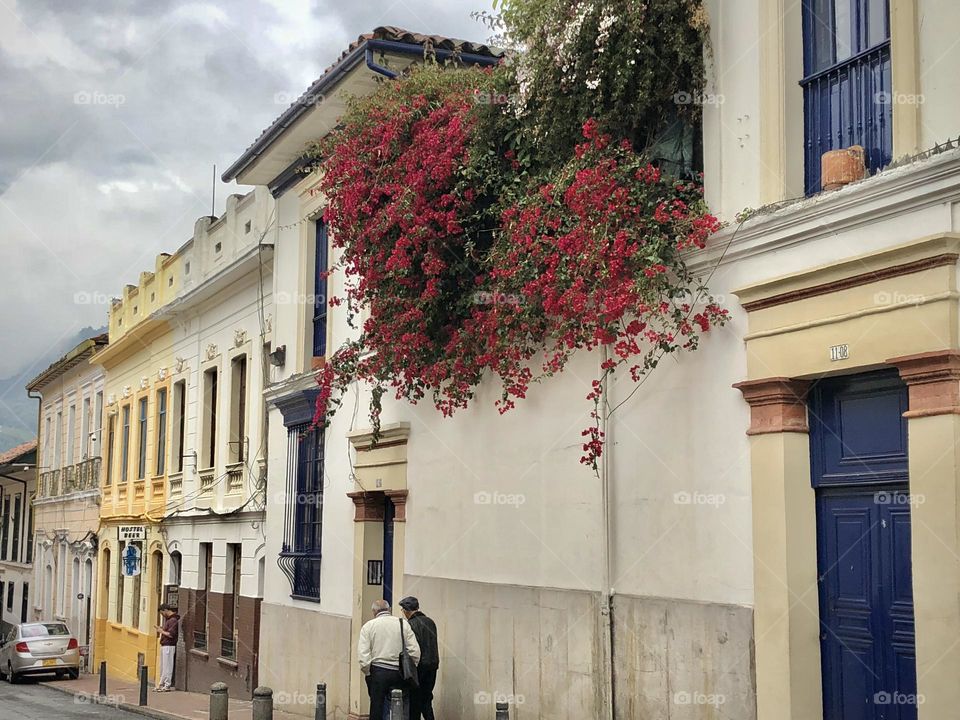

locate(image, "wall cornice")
(733, 233), (960, 310)
(690, 147), (960, 272)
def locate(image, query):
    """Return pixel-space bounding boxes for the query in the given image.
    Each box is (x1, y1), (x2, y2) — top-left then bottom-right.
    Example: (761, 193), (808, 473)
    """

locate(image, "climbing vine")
(309, 2), (726, 470)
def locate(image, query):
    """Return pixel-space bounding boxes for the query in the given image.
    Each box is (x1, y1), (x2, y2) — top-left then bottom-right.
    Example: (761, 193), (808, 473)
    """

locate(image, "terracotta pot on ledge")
(821, 145), (866, 191)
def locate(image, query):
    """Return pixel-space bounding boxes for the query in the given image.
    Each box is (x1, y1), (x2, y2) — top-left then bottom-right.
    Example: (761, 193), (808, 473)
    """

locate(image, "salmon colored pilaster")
(733, 377), (813, 435)
(888, 350), (960, 417)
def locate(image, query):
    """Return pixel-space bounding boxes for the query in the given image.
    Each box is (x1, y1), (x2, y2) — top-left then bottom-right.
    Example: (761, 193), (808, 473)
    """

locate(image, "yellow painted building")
(92, 252), (181, 683)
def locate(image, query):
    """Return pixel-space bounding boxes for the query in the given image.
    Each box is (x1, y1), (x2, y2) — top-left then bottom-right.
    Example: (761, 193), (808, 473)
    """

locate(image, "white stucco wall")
(917, 0), (960, 149)
(163, 187), (274, 597)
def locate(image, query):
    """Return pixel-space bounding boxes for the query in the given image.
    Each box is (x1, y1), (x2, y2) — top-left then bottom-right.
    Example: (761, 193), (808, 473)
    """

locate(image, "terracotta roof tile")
(0, 440), (37, 466)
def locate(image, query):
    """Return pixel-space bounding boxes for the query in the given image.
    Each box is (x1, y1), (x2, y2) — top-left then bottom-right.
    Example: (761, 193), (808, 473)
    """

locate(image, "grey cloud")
(310, 0), (489, 41)
(0, 0), (488, 384)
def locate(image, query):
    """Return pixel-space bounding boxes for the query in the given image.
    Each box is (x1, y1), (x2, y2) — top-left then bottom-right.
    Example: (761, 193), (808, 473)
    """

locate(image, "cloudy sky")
(0, 0), (492, 381)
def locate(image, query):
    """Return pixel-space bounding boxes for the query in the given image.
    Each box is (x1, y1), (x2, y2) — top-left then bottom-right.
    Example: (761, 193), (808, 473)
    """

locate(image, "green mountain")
(0, 326), (107, 453)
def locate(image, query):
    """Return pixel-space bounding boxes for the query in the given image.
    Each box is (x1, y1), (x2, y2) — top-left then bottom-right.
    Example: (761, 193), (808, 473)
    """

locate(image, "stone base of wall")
(403, 576), (755, 720)
(178, 587), (261, 699)
(612, 593), (756, 719)
(258, 602), (353, 718)
(403, 574), (605, 719)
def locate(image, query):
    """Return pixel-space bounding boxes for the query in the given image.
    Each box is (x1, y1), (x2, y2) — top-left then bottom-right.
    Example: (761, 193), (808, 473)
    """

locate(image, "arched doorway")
(169, 551), (182, 588)
(153, 551), (164, 612)
(100, 548), (111, 621)
(43, 564), (53, 616)
(83, 558), (93, 646)
(72, 557), (80, 629)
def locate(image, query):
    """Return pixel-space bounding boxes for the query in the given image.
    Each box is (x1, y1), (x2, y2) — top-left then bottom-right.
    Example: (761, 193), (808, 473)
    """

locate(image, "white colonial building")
(0, 441), (38, 638)
(26, 335), (106, 666)
(219, 9), (960, 720)
(159, 186), (275, 698)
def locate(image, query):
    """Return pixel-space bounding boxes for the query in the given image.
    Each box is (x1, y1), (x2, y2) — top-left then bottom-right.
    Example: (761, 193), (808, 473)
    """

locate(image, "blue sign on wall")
(122, 543), (142, 577)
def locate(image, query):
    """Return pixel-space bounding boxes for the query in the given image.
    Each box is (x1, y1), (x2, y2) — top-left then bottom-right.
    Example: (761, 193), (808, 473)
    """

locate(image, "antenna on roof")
(211, 164), (217, 218)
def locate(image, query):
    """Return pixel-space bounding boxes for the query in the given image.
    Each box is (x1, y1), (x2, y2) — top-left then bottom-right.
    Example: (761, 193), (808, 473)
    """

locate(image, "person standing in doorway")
(154, 603), (179, 692)
(358, 599), (421, 720)
(399, 596), (439, 720)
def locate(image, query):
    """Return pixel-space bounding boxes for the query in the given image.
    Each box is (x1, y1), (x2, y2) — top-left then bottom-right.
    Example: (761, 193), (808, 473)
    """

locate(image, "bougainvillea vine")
(309, 61), (726, 471)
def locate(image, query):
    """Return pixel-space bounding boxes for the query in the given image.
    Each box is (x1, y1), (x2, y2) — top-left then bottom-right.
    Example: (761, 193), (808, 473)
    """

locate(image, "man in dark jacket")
(399, 596), (439, 719)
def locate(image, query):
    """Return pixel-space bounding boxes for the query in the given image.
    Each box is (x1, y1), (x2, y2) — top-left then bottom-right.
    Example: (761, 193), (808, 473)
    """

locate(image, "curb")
(42, 681), (192, 720)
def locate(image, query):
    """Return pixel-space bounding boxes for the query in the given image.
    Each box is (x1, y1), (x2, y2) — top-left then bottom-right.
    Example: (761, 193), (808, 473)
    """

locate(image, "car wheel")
(67, 669), (79, 680)
(7, 662), (17, 684)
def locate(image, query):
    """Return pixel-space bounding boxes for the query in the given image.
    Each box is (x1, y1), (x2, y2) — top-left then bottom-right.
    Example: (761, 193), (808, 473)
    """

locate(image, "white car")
(0, 622), (80, 682)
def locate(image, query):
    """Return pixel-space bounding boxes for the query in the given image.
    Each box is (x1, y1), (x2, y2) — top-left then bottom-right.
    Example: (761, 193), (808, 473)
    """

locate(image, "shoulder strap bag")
(399, 618), (420, 688)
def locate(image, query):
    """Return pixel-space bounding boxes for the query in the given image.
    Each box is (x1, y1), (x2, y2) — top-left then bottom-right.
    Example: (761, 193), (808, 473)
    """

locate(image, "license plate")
(42, 659), (57, 667)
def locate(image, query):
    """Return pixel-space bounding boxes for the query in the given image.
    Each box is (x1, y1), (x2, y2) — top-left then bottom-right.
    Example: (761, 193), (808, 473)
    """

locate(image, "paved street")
(0, 679), (142, 720)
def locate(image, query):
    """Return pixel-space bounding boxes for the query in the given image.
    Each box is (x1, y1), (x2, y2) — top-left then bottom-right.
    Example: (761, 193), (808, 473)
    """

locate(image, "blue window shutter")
(312, 221), (328, 357)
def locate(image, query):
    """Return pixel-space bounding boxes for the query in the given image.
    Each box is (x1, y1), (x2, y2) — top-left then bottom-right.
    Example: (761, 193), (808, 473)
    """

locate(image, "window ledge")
(189, 648), (209, 660)
(289, 593), (322, 604)
(216, 656), (239, 669)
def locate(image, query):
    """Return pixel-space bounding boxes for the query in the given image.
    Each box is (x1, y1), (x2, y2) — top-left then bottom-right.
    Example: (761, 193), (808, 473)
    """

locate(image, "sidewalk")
(44, 673), (304, 720)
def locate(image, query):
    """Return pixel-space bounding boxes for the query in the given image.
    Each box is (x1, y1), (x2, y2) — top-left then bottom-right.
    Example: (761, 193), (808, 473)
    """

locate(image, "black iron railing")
(801, 42), (892, 194)
(277, 550), (322, 601)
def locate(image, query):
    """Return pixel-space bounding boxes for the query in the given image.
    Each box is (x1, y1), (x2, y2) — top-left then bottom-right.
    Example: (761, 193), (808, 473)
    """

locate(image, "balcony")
(38, 457), (101, 499)
(801, 43), (892, 195)
(199, 468), (215, 493)
(226, 462), (244, 493)
(168, 472), (183, 497)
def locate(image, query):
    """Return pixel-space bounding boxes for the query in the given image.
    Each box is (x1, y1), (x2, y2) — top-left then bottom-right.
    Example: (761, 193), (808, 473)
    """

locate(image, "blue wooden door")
(810, 372), (917, 720)
(383, 498), (395, 605)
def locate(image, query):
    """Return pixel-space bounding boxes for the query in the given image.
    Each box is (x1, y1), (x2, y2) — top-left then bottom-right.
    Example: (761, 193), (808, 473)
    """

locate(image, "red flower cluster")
(313, 69), (727, 471)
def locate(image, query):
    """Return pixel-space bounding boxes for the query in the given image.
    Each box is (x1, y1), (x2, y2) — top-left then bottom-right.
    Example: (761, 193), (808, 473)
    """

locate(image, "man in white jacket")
(358, 599), (421, 720)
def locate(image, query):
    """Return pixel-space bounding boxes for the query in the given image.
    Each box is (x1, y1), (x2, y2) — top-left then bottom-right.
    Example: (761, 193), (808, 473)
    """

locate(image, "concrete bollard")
(210, 682), (230, 720)
(98, 661), (107, 697)
(252, 686), (274, 720)
(139, 665), (149, 706)
(389, 688), (404, 720)
(315, 683), (327, 720)
(496, 701), (510, 720)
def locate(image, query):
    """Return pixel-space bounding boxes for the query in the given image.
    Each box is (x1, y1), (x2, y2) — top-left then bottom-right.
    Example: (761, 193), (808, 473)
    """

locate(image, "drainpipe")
(598, 345), (615, 720)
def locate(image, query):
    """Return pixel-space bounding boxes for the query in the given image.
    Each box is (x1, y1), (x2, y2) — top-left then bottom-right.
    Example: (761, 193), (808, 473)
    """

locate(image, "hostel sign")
(118, 525), (145, 541)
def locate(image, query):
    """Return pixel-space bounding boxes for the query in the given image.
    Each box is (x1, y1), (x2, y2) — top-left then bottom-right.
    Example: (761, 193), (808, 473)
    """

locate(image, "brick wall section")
(179, 588), (260, 699)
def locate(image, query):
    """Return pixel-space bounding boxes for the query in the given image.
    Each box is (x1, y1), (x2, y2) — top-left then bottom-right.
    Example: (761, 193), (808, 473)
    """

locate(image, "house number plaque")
(829, 344), (850, 362)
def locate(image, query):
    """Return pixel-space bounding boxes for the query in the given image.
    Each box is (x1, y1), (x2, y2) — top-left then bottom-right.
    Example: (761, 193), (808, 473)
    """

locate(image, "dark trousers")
(409, 665), (438, 720)
(367, 665), (406, 720)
